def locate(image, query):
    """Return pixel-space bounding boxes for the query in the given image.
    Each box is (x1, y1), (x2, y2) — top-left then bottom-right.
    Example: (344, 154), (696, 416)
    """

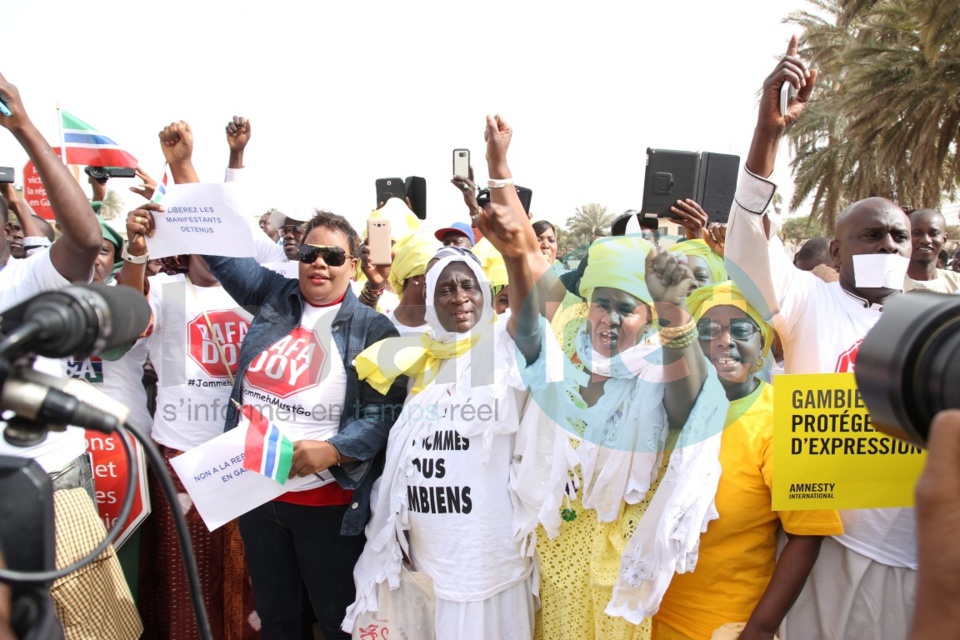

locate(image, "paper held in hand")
(147, 182), (255, 259)
(169, 414), (333, 531)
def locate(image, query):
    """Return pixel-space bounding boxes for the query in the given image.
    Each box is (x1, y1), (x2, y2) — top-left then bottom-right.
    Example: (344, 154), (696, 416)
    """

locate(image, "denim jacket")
(202, 255), (407, 536)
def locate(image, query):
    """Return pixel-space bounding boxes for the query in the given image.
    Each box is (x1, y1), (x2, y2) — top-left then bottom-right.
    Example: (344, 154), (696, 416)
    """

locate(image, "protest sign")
(85, 430), (150, 548)
(772, 373), (926, 510)
(147, 183), (255, 259)
(169, 420), (331, 531)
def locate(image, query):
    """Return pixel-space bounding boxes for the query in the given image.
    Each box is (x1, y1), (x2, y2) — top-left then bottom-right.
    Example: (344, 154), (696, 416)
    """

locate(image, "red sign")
(245, 327), (326, 399)
(85, 430), (150, 548)
(187, 310), (250, 378)
(22, 159), (55, 221)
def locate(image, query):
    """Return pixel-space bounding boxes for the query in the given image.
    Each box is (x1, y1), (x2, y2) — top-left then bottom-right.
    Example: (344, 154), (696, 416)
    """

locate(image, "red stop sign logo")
(835, 339), (862, 373)
(244, 327), (327, 399)
(187, 310), (250, 377)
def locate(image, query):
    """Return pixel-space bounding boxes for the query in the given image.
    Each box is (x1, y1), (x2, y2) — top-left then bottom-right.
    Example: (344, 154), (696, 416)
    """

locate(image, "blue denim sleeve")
(328, 316), (407, 464)
(201, 255), (286, 308)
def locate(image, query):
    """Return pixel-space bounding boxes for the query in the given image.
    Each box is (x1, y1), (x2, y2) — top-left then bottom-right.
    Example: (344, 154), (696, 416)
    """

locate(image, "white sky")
(1, 0), (810, 234)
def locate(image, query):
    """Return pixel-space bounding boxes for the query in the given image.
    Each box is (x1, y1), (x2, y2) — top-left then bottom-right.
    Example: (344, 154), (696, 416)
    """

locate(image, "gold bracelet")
(661, 327), (700, 349)
(658, 317), (695, 339)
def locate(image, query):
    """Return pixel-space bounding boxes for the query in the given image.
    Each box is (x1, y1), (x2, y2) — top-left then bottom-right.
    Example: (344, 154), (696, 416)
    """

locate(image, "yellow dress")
(535, 298), (664, 640)
(652, 382), (843, 640)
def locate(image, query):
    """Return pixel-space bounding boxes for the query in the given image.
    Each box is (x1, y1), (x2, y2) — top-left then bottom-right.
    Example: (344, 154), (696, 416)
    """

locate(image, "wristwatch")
(122, 242), (149, 264)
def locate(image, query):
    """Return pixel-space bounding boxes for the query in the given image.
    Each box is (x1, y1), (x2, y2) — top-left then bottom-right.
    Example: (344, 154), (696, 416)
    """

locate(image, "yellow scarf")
(356, 332), (480, 395)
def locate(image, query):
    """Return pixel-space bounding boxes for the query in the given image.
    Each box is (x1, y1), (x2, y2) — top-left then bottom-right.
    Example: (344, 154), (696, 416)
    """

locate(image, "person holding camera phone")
(724, 36), (916, 640)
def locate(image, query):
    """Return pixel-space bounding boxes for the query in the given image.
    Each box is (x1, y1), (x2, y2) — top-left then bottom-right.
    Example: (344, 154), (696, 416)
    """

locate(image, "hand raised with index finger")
(758, 35), (818, 132)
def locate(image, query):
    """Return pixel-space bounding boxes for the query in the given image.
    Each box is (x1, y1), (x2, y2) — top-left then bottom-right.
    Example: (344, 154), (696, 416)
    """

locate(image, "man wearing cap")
(435, 221), (475, 249)
(270, 209), (309, 262)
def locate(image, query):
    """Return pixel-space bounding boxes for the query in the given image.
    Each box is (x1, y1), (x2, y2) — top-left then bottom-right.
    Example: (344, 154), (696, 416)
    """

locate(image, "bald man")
(724, 41), (915, 640)
(904, 208), (960, 293)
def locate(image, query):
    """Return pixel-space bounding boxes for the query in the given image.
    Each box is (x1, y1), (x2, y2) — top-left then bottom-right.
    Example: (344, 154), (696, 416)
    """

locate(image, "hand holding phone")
(780, 81), (797, 117)
(0, 97), (10, 118)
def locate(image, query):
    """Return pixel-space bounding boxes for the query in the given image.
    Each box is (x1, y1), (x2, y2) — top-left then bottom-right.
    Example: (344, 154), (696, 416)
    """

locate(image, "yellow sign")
(772, 373), (926, 510)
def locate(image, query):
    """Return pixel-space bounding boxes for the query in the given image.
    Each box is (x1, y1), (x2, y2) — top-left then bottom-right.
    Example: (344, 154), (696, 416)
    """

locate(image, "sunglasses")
(696, 319), (760, 341)
(297, 244), (354, 266)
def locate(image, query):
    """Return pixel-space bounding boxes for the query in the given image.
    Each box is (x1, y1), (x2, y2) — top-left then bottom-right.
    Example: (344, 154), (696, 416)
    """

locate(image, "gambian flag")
(240, 404), (293, 484)
(60, 111), (138, 168)
(151, 164), (170, 204)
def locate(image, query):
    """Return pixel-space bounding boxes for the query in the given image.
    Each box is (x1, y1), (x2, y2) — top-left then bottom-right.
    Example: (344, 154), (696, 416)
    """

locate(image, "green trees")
(786, 0), (960, 233)
(565, 203), (615, 248)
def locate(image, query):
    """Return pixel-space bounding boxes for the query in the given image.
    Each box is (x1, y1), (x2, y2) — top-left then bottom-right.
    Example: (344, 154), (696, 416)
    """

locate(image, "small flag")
(151, 164), (170, 204)
(239, 404), (294, 484)
(59, 110), (138, 168)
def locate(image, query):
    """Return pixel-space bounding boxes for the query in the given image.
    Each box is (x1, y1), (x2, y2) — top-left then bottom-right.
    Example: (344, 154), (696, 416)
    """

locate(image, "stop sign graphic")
(187, 310), (250, 377)
(835, 339), (862, 373)
(244, 327), (327, 399)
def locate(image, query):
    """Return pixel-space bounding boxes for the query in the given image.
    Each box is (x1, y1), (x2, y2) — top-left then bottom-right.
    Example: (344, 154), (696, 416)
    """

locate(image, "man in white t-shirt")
(904, 208), (960, 294)
(724, 39), (916, 640)
(0, 71), (142, 638)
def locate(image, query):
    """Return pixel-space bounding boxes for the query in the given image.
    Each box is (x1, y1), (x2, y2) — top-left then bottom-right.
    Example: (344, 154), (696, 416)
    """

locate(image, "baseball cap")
(434, 221), (475, 245)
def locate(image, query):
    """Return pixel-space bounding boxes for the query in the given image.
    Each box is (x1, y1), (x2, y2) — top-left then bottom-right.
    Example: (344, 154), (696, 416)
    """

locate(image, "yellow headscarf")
(578, 236), (654, 304)
(388, 233), (441, 296)
(686, 281), (773, 353)
(668, 239), (727, 284)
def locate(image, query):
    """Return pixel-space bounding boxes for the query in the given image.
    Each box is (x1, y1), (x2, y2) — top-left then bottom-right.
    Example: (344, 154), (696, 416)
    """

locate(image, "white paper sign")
(262, 261), (299, 279)
(852, 253), (910, 289)
(170, 425), (317, 531)
(148, 183), (256, 259)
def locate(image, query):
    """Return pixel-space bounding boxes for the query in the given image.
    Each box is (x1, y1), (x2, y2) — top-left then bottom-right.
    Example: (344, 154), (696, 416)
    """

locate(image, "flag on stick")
(238, 403), (294, 484)
(59, 110), (138, 167)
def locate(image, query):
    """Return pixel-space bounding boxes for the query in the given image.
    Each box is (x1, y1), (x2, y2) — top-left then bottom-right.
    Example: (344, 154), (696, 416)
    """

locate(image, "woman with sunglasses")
(187, 210), (406, 639)
(651, 282), (842, 640)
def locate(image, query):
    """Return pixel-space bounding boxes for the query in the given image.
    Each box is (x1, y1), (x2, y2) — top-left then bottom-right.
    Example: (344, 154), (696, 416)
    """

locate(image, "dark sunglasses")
(697, 319), (760, 341)
(298, 244), (354, 266)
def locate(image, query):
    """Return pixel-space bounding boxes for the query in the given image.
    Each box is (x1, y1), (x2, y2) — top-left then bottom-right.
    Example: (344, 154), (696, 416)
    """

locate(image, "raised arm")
(159, 121), (199, 184)
(0, 72), (101, 281)
(225, 116), (250, 170)
(724, 36), (818, 324)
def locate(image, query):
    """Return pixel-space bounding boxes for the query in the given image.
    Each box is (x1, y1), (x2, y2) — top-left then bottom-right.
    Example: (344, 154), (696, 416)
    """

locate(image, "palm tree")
(786, 0), (960, 232)
(565, 203), (615, 248)
(98, 189), (125, 220)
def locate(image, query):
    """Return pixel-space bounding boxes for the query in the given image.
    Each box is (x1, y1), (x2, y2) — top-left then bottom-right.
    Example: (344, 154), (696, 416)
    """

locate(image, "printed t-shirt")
(403, 323), (531, 602)
(146, 273), (251, 451)
(242, 301), (351, 501)
(903, 268), (960, 294)
(655, 382), (843, 639)
(725, 170), (917, 570)
(387, 312), (429, 337)
(0, 249), (90, 472)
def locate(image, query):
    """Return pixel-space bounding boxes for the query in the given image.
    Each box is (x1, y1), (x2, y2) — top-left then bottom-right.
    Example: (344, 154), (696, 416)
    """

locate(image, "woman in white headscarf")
(344, 191), (551, 639)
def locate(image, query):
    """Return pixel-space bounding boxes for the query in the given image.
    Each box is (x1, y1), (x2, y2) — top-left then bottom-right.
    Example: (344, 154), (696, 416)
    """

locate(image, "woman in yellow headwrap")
(652, 282), (842, 640)
(527, 235), (729, 640)
(668, 239), (726, 289)
(385, 232), (442, 336)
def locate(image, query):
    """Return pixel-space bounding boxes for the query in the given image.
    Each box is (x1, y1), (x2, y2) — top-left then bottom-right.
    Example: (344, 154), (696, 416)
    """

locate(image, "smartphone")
(780, 82), (796, 117)
(453, 149), (470, 179)
(0, 167), (13, 184)
(375, 177), (406, 206)
(367, 219), (392, 265)
(0, 94), (11, 118)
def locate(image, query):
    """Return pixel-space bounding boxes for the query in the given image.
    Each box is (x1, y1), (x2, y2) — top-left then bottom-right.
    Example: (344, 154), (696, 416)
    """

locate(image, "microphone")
(0, 284), (151, 360)
(1, 366), (131, 443)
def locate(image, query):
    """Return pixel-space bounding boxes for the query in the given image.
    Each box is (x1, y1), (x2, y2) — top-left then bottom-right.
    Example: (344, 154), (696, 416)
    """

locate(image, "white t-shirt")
(387, 311), (429, 337)
(726, 168), (917, 570)
(0, 249), (88, 472)
(903, 269), (960, 294)
(402, 323), (531, 601)
(65, 338), (153, 436)
(242, 302), (346, 492)
(146, 273), (252, 451)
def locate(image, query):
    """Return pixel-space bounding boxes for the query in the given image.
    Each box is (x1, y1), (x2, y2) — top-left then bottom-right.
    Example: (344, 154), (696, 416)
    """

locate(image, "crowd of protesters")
(2, 33), (960, 640)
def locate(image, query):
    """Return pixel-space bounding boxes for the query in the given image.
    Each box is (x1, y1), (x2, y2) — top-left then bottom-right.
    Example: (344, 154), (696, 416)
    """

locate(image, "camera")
(0, 167), (13, 184)
(83, 166), (137, 184)
(855, 291), (960, 448)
